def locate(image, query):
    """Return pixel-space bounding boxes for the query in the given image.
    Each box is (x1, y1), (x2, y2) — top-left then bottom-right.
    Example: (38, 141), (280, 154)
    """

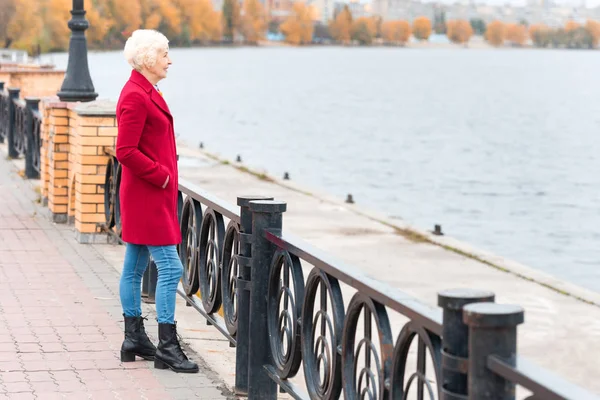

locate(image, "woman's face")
(145, 47), (172, 83)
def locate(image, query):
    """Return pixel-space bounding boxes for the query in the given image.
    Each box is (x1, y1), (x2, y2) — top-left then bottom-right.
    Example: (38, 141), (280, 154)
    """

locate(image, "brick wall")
(0, 70), (65, 98)
(39, 99), (117, 242)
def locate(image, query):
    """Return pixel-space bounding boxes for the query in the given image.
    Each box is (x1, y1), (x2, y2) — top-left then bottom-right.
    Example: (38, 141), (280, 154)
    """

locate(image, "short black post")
(235, 195), (273, 395)
(142, 260), (158, 304)
(463, 303), (524, 400)
(57, 0), (98, 102)
(438, 289), (495, 399)
(7, 88), (20, 159)
(247, 200), (287, 399)
(24, 98), (40, 179)
(0, 81), (5, 144)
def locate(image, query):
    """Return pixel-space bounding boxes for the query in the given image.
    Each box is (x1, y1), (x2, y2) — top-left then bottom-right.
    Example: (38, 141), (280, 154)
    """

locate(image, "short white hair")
(123, 29), (169, 71)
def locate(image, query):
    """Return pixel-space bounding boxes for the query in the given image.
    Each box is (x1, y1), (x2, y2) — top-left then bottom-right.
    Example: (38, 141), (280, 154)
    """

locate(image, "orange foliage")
(108, 0), (142, 37)
(485, 20), (506, 46)
(381, 20), (411, 44)
(351, 17), (377, 44)
(564, 20), (580, 32)
(329, 5), (352, 43)
(585, 19), (600, 47)
(86, 0), (114, 46)
(412, 16), (431, 41)
(6, 0), (42, 52)
(44, 0), (71, 50)
(446, 19), (473, 44)
(506, 23), (527, 46)
(280, 2), (314, 45)
(240, 0), (267, 44)
(175, 0), (222, 42)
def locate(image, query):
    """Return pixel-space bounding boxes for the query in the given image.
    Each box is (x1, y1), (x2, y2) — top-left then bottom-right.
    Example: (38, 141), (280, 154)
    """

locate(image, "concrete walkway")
(0, 151), (232, 399)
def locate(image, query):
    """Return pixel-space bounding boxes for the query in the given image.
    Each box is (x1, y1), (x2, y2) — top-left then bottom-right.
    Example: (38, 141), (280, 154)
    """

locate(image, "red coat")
(115, 70), (181, 246)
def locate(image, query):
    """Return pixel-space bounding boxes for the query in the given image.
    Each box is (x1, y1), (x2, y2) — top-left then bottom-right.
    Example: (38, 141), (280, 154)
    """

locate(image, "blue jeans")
(119, 243), (183, 324)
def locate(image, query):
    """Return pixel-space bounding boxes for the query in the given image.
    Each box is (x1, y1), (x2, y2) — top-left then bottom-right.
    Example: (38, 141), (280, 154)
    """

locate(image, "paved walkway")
(0, 152), (232, 399)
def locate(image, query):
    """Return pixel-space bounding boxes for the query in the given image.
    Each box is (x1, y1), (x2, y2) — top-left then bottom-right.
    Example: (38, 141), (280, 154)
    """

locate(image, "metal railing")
(102, 151), (599, 400)
(0, 82), (42, 179)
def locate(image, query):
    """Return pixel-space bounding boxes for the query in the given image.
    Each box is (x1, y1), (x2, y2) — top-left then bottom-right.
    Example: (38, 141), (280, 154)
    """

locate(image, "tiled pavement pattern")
(0, 153), (234, 399)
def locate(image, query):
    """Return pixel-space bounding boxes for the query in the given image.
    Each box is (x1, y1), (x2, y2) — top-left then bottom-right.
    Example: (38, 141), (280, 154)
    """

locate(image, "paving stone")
(0, 152), (234, 399)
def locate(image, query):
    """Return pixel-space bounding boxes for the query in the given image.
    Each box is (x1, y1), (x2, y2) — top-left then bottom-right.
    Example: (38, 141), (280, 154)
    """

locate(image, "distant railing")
(0, 82), (42, 179)
(102, 150), (600, 400)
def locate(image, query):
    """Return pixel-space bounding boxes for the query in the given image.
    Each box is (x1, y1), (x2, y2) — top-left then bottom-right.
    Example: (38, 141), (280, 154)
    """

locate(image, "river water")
(44, 47), (600, 293)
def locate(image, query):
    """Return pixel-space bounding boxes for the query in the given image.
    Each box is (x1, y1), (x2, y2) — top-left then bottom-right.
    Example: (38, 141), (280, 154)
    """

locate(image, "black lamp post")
(57, 0), (98, 102)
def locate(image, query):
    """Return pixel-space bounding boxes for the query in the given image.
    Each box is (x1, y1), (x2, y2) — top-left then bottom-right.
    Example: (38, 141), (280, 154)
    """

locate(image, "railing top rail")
(13, 98), (25, 108)
(264, 229), (443, 335)
(488, 356), (600, 400)
(178, 179), (241, 224)
(102, 149), (240, 223)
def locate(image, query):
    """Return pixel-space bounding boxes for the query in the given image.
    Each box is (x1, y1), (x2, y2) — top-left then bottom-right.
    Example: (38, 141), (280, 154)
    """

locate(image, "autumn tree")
(86, 0), (114, 48)
(446, 19), (473, 44)
(138, 0), (182, 39)
(240, 0), (267, 44)
(222, 0), (241, 41)
(585, 19), (600, 47)
(351, 17), (376, 45)
(0, 0), (17, 48)
(564, 20), (580, 32)
(329, 5), (352, 44)
(529, 24), (551, 47)
(381, 20), (411, 45)
(106, 0), (142, 41)
(175, 0), (222, 43)
(485, 20), (505, 46)
(506, 23), (527, 46)
(6, 0), (43, 54)
(280, 2), (314, 45)
(412, 16), (432, 41)
(42, 0), (71, 51)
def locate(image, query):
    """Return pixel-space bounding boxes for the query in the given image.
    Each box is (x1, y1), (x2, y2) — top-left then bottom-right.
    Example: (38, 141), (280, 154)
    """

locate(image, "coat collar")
(129, 70), (172, 118)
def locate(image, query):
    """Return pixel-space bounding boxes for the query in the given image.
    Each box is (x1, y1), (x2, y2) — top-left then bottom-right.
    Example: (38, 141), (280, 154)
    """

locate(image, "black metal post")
(57, 0), (98, 102)
(438, 289), (495, 399)
(0, 82), (5, 144)
(24, 97), (40, 179)
(248, 200), (287, 399)
(235, 195), (273, 396)
(142, 259), (158, 304)
(7, 88), (20, 159)
(463, 303), (524, 400)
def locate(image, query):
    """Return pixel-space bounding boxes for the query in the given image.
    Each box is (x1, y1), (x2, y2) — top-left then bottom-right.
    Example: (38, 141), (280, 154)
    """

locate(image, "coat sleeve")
(116, 91), (169, 188)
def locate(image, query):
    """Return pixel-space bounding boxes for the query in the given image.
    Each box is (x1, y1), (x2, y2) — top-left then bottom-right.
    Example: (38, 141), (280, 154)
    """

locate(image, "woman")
(115, 29), (198, 373)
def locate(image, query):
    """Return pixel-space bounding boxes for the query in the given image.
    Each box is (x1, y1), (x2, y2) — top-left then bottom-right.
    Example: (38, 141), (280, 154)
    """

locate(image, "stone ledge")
(74, 99), (116, 116)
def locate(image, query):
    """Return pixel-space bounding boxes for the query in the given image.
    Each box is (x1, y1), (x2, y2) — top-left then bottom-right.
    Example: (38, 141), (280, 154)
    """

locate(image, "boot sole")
(121, 351), (155, 362)
(154, 358), (199, 373)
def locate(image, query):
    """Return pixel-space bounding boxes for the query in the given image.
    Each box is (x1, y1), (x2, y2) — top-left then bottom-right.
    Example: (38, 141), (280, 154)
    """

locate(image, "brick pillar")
(43, 101), (71, 223)
(71, 100), (117, 244)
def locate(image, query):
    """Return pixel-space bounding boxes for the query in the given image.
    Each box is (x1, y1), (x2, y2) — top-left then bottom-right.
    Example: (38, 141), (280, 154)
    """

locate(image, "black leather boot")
(120, 315), (157, 362)
(154, 323), (199, 373)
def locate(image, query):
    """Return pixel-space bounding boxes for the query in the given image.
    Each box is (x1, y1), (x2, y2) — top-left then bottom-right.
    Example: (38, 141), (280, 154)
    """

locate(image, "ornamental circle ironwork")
(221, 221), (240, 336)
(301, 269), (345, 400)
(180, 197), (202, 296)
(267, 250), (305, 379)
(342, 293), (394, 400)
(198, 208), (225, 314)
(390, 321), (442, 400)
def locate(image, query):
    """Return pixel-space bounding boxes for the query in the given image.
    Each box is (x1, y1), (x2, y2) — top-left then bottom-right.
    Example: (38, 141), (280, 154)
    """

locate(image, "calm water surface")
(45, 47), (600, 293)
